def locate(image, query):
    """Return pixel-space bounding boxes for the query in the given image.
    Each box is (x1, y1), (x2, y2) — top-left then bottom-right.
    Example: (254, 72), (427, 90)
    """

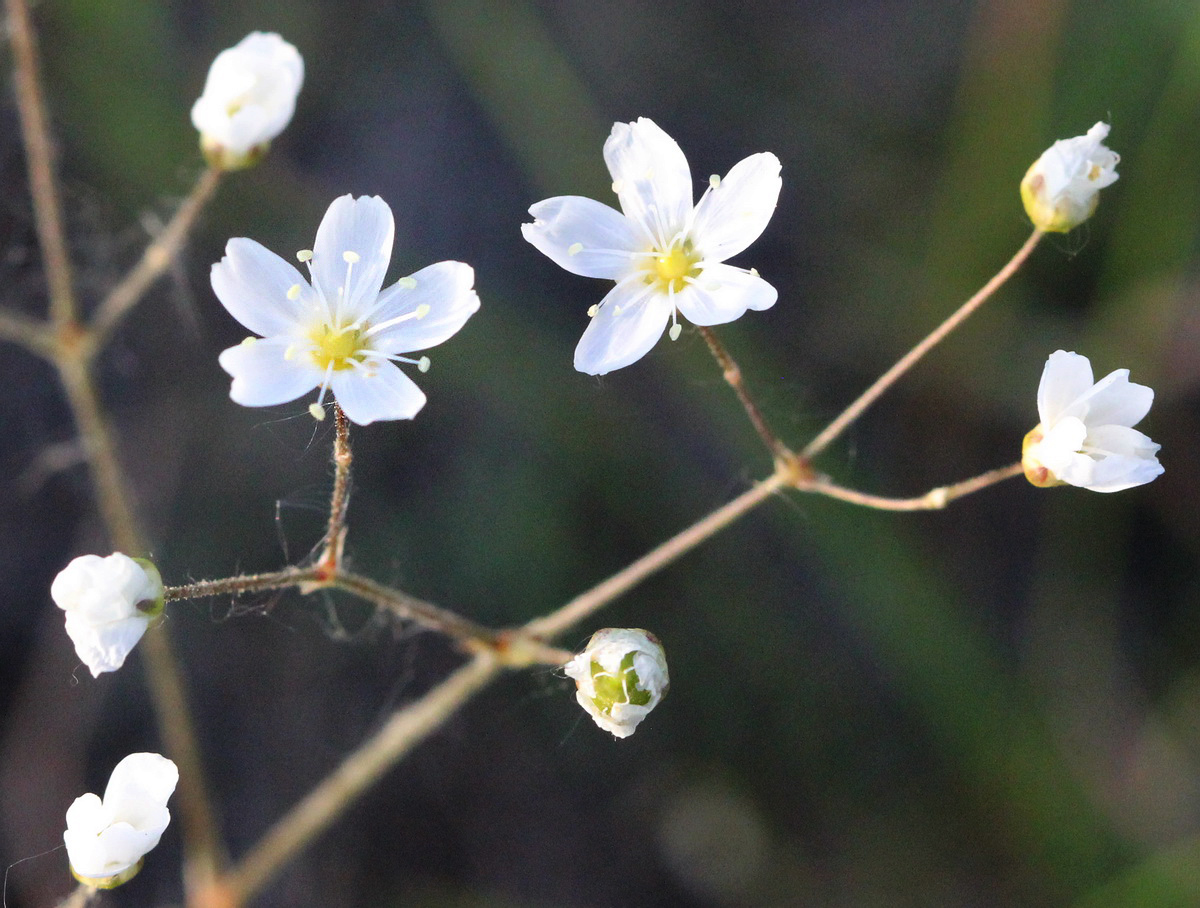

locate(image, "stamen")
(709, 174), (721, 189)
(669, 323), (682, 341)
(240, 336), (257, 347)
(308, 402), (326, 420)
(568, 243), (583, 257)
(287, 284), (302, 301)
(342, 250), (360, 263)
(587, 304), (599, 318)
(750, 267), (759, 277)
(611, 179), (624, 194)
(296, 249), (313, 263)
(398, 276), (418, 290)
(418, 356), (431, 373)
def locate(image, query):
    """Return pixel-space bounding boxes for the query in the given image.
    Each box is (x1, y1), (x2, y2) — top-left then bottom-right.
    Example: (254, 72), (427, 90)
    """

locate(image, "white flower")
(1022, 350), (1163, 492)
(64, 753), (178, 887)
(564, 628), (669, 738)
(191, 32), (303, 170)
(522, 118), (781, 375)
(212, 194), (480, 425)
(51, 554), (164, 678)
(1021, 122), (1119, 233)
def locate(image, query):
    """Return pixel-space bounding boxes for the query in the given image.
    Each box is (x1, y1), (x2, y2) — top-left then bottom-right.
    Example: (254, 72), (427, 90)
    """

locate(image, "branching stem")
(798, 462), (1025, 511)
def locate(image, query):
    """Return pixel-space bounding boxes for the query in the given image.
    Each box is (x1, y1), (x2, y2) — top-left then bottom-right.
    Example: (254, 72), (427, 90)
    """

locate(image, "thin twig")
(802, 229), (1044, 460)
(166, 567), (319, 601)
(697, 325), (805, 472)
(222, 653), (503, 905)
(0, 307), (53, 356)
(799, 462), (1025, 511)
(89, 167), (222, 349)
(4, 0), (78, 326)
(316, 405), (352, 574)
(523, 471), (789, 641)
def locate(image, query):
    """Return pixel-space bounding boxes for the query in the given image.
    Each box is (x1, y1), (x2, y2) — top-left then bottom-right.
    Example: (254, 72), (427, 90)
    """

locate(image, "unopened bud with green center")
(564, 628), (669, 738)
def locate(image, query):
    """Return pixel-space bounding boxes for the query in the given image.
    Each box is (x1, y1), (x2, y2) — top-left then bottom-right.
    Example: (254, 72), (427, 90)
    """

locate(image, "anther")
(240, 336), (257, 347)
(286, 284), (302, 301)
(669, 323), (682, 341)
(309, 402), (326, 420)
(296, 249), (314, 263)
(611, 179), (624, 194)
(417, 356), (431, 373)
(415, 304), (431, 319)
(587, 304), (599, 318)
(709, 174), (721, 189)
(749, 267), (759, 277)
(399, 276), (418, 289)
(342, 250), (360, 263)
(568, 243), (583, 256)
(283, 345), (296, 361)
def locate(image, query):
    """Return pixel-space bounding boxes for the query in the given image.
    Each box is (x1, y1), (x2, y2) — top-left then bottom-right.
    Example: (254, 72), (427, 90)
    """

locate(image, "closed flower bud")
(1021, 122), (1119, 232)
(564, 628), (669, 738)
(64, 753), (178, 888)
(191, 32), (303, 171)
(51, 553), (164, 677)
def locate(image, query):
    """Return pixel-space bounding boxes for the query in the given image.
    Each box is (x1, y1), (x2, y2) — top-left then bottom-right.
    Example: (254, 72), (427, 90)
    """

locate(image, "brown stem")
(4, 0), (78, 327)
(89, 167), (222, 350)
(221, 653), (503, 905)
(523, 470), (789, 641)
(697, 325), (806, 474)
(317, 405), (352, 575)
(799, 462), (1025, 511)
(166, 567), (320, 602)
(802, 229), (1044, 460)
(0, 308), (53, 356)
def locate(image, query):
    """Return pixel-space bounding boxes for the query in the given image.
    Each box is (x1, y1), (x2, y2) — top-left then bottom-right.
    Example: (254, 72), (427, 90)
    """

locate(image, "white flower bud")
(564, 628), (669, 738)
(190, 32), (304, 171)
(1022, 350), (1163, 492)
(1020, 122), (1119, 233)
(51, 553), (164, 677)
(64, 753), (178, 888)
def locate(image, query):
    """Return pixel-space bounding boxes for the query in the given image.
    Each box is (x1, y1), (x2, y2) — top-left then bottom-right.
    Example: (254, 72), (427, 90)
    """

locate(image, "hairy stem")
(317, 405), (352, 574)
(4, 0), (78, 327)
(89, 167), (222, 349)
(166, 567), (320, 601)
(800, 462), (1025, 511)
(802, 229), (1044, 460)
(223, 653), (503, 904)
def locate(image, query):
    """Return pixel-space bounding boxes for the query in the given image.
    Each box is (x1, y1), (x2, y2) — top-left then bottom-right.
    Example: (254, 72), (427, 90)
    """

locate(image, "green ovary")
(589, 653), (652, 715)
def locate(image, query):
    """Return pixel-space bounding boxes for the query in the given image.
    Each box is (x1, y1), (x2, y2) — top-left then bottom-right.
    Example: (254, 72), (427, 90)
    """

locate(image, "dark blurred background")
(2, 0), (1199, 905)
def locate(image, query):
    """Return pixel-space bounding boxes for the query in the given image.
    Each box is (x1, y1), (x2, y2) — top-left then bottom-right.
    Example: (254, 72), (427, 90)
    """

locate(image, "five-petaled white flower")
(1022, 350), (1163, 492)
(522, 118), (782, 375)
(564, 628), (669, 738)
(191, 32), (304, 170)
(51, 553), (164, 678)
(212, 194), (480, 425)
(64, 753), (178, 888)
(1021, 122), (1119, 233)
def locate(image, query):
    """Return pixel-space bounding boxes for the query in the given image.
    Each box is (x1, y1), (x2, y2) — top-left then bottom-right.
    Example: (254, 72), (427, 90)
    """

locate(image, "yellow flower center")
(309, 323), (365, 371)
(647, 241), (700, 293)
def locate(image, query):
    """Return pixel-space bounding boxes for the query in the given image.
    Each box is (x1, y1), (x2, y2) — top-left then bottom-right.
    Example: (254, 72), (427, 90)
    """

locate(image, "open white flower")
(1023, 350), (1163, 492)
(564, 628), (669, 738)
(522, 118), (781, 375)
(212, 195), (480, 425)
(1021, 122), (1119, 233)
(51, 553), (163, 678)
(191, 32), (304, 170)
(64, 753), (178, 888)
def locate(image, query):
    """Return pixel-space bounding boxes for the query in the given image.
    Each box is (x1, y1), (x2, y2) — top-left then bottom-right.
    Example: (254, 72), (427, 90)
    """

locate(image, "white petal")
(689, 152), (782, 261)
(330, 361), (426, 425)
(211, 238), (315, 337)
(218, 338), (323, 407)
(312, 195), (394, 311)
(64, 612), (149, 677)
(574, 278), (673, 375)
(674, 263), (777, 326)
(604, 118), (693, 246)
(1035, 415), (1089, 476)
(369, 261), (481, 353)
(1083, 370), (1154, 429)
(1078, 425), (1163, 492)
(521, 197), (643, 279)
(1037, 350), (1095, 425)
(104, 754), (179, 818)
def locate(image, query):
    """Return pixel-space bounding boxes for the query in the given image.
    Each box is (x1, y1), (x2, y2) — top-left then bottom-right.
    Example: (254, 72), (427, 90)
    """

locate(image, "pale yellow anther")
(669, 323), (682, 341)
(283, 345), (296, 361)
(296, 249), (313, 263)
(417, 356), (431, 373)
(611, 179), (624, 194)
(308, 402), (326, 420)
(286, 284), (302, 301)
(342, 250), (360, 264)
(749, 267), (759, 278)
(415, 304), (431, 319)
(709, 174), (721, 189)
(399, 276), (418, 290)
(587, 304), (599, 318)
(240, 336), (257, 347)
(568, 243), (583, 257)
